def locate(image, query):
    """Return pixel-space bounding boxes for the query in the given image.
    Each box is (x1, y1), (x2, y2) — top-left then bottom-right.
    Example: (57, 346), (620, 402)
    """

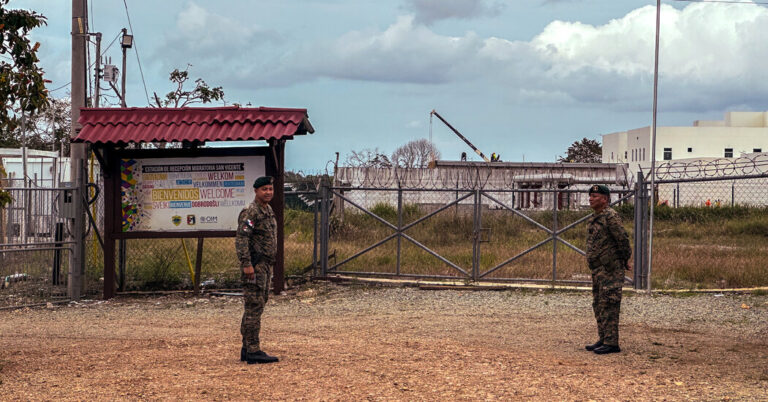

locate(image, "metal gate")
(317, 183), (644, 289)
(0, 186), (75, 305)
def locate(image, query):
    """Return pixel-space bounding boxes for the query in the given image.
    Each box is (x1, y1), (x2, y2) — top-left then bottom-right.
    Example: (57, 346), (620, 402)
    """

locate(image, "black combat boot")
(593, 344), (621, 354)
(585, 340), (604, 351)
(246, 350), (279, 364)
(241, 347), (247, 362)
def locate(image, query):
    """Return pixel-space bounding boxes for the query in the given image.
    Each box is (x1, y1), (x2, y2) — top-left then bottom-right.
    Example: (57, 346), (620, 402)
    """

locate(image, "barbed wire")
(333, 165), (632, 191)
(649, 153), (768, 181)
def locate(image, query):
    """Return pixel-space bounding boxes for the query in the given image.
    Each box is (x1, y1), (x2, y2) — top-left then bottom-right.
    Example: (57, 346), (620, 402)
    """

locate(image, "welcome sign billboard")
(120, 156), (264, 232)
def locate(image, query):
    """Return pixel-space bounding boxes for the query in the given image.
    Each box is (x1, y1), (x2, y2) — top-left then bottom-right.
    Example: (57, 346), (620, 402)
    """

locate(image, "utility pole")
(93, 32), (101, 107)
(69, 0), (88, 300)
(121, 28), (128, 107)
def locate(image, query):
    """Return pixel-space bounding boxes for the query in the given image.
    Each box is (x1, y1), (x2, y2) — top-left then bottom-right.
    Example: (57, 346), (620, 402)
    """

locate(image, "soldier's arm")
(235, 209), (254, 271)
(606, 212), (631, 262)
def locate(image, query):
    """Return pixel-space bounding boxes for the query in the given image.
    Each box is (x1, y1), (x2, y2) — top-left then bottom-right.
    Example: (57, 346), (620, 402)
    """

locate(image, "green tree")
(558, 138), (602, 163)
(1, 96), (70, 152)
(1, 1), (48, 207)
(152, 65), (225, 108)
(0, 1), (49, 145)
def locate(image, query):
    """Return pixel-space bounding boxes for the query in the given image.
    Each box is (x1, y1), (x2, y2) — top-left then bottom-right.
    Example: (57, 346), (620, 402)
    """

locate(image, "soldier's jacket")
(235, 201), (277, 270)
(586, 206), (631, 269)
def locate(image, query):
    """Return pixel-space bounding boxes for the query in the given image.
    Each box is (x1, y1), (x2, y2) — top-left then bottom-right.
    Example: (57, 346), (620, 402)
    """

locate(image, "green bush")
(370, 202), (398, 223)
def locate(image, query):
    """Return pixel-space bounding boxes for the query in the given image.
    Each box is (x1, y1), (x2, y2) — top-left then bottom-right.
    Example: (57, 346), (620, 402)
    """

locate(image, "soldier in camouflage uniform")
(585, 184), (631, 355)
(235, 176), (279, 364)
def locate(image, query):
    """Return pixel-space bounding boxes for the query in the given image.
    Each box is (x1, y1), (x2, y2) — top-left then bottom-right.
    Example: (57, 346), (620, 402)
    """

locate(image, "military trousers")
(590, 259), (624, 347)
(241, 262), (272, 353)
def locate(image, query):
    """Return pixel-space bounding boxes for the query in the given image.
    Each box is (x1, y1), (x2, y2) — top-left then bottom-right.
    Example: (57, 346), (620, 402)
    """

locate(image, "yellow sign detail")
(144, 173), (168, 181)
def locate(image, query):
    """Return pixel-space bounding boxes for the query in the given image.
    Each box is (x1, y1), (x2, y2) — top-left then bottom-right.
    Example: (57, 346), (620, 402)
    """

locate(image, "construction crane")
(430, 109), (491, 163)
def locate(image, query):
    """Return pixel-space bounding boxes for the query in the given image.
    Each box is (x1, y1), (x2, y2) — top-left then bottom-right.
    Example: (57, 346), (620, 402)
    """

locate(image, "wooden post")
(269, 140), (286, 294)
(102, 149), (116, 299)
(194, 237), (204, 294)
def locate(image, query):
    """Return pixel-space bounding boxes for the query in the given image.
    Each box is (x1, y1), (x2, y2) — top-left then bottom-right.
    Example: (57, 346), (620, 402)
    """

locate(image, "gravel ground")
(1, 283), (767, 401)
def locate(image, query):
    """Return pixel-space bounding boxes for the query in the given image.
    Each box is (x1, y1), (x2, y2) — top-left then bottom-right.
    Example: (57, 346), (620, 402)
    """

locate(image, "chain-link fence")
(0, 186), (73, 307)
(5, 157), (767, 302)
(320, 167), (637, 286)
(646, 157), (768, 289)
(322, 164), (768, 290)
(111, 180), (320, 292)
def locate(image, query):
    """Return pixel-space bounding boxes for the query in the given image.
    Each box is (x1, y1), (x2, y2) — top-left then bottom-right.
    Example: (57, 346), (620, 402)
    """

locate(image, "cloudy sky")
(14, 0), (768, 171)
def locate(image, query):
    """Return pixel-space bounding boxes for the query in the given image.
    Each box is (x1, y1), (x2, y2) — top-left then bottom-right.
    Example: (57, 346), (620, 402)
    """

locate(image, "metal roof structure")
(75, 106), (315, 144)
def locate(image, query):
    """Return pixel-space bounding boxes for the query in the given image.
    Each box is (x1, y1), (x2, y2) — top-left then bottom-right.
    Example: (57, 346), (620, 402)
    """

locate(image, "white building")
(0, 148), (70, 187)
(602, 111), (768, 168)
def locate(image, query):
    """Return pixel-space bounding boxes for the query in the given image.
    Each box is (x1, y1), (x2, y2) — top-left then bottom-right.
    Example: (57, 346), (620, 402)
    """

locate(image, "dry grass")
(97, 205), (768, 290)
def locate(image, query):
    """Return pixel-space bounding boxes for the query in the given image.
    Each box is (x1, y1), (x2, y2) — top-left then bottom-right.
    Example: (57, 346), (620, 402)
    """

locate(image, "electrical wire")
(89, 0), (95, 32)
(49, 82), (71, 93)
(122, 0), (152, 105)
(672, 0), (768, 4)
(101, 31), (122, 56)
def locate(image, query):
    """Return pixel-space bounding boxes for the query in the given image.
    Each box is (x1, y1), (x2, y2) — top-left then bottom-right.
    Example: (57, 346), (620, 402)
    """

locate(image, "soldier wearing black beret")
(234, 176), (279, 364)
(585, 184), (631, 354)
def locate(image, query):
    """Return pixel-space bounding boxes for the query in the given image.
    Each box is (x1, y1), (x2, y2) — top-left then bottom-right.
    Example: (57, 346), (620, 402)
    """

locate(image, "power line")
(49, 82), (72, 92)
(672, 0), (768, 5)
(101, 31), (122, 56)
(122, 0), (151, 106)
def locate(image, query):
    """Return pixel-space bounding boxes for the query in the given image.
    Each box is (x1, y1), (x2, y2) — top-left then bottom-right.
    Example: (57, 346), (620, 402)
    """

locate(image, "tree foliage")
(345, 139), (440, 169)
(0, 0), (49, 144)
(345, 147), (393, 168)
(391, 138), (440, 168)
(558, 138), (602, 163)
(0, 97), (70, 152)
(152, 65), (225, 108)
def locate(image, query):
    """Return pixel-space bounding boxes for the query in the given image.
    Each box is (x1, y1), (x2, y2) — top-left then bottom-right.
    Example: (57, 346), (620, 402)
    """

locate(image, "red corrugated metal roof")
(75, 107), (314, 144)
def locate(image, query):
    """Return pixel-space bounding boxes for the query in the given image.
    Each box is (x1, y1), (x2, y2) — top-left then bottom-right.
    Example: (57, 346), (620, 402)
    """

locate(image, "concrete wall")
(335, 164), (631, 211)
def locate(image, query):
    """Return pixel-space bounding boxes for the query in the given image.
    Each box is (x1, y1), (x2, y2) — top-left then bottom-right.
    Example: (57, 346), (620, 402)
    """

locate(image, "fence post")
(312, 193), (319, 277)
(633, 172), (647, 290)
(319, 181), (330, 276)
(396, 187), (402, 276)
(471, 189), (481, 282)
(552, 190), (558, 286)
(731, 181), (735, 207)
(52, 222), (64, 285)
(118, 239), (126, 292)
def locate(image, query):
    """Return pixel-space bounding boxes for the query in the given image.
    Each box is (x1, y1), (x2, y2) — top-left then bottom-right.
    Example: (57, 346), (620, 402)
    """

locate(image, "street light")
(121, 32), (133, 49)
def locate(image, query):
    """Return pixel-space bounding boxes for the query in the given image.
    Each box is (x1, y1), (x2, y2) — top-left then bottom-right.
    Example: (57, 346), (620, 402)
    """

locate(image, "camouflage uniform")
(586, 206), (631, 347)
(235, 201), (277, 354)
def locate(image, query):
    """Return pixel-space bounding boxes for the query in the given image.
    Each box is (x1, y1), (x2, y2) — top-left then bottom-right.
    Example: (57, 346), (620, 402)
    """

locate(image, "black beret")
(589, 184), (610, 196)
(253, 176), (274, 189)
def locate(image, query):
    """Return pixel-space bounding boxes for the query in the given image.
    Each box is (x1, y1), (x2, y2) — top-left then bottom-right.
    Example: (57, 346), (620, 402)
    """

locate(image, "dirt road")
(1, 284), (766, 400)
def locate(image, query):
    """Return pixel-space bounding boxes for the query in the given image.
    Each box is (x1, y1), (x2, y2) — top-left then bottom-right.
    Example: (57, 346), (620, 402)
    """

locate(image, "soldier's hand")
(243, 265), (255, 281)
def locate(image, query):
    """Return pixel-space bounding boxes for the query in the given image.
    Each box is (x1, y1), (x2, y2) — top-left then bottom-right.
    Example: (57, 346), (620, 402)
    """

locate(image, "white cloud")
(406, 119), (423, 128)
(297, 16), (483, 84)
(158, 2), (768, 112)
(403, 0), (504, 24)
(522, 3), (768, 110)
(155, 3), (281, 70)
